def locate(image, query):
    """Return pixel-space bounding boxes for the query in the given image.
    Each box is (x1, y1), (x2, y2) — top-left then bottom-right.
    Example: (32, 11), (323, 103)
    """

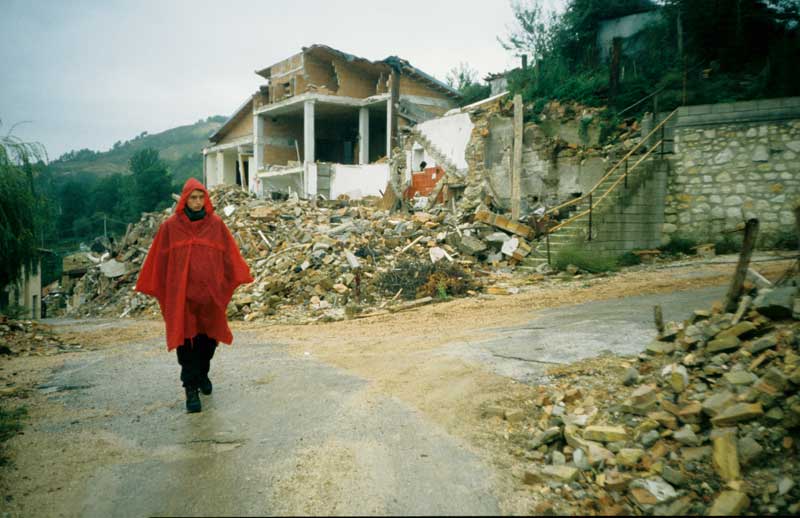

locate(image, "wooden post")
(546, 226), (551, 265)
(654, 305), (664, 335)
(724, 218), (759, 313)
(390, 70), (400, 154)
(610, 37), (621, 101)
(794, 204), (800, 255)
(512, 94), (523, 221)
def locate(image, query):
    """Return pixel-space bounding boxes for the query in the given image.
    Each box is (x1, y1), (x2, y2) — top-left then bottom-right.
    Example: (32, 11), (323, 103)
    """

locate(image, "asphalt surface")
(26, 284), (726, 516)
(441, 285), (727, 384)
(36, 332), (499, 517)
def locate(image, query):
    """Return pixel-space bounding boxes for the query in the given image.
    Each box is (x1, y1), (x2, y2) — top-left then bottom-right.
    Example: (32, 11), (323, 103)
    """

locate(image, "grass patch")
(553, 247), (618, 273)
(0, 405), (27, 466)
(715, 234), (743, 255)
(770, 229), (798, 251)
(617, 251), (643, 267)
(659, 235), (698, 256)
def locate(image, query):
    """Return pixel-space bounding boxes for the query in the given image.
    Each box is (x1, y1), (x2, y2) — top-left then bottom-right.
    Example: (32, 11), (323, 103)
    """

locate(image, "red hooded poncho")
(135, 178), (253, 350)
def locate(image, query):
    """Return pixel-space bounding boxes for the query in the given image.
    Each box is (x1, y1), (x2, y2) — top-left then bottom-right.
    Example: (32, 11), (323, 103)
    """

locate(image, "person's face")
(187, 190), (205, 211)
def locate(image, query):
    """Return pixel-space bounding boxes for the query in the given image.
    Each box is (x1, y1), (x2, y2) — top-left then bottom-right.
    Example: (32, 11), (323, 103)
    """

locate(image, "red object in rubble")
(404, 166), (446, 202)
(135, 178), (254, 350)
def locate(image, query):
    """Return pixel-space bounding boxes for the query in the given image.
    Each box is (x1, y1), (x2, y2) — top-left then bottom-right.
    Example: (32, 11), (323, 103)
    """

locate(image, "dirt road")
(0, 257), (793, 516)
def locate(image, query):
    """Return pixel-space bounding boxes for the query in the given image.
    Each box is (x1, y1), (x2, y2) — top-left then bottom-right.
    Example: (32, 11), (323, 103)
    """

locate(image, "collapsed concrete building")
(203, 44), (461, 200)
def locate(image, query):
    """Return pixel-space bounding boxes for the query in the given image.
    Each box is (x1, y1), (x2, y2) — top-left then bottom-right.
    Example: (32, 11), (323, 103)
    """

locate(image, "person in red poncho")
(135, 178), (253, 413)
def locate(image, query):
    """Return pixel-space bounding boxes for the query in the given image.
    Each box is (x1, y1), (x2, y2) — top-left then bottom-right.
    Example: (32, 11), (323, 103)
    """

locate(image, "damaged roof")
(208, 95), (254, 143)
(255, 44), (461, 99)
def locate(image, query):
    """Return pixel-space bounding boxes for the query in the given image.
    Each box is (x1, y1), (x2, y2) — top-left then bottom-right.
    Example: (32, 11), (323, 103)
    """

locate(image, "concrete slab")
(439, 285), (727, 384)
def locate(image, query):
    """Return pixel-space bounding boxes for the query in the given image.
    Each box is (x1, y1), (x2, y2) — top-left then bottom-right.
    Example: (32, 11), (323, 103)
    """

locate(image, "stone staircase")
(522, 110), (678, 268)
(407, 128), (464, 180)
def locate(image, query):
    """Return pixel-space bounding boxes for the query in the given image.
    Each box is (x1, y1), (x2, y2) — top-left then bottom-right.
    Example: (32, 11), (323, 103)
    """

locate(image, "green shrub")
(0, 303), (28, 320)
(659, 235), (698, 256)
(553, 247), (618, 273)
(617, 251), (643, 267)
(771, 229), (798, 251)
(715, 234), (743, 255)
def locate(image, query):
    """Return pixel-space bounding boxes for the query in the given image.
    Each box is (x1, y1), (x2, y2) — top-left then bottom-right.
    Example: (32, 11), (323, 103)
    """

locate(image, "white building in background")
(203, 44), (461, 200)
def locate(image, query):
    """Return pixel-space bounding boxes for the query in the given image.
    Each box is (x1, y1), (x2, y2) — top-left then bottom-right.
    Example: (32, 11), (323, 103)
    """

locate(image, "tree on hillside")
(501, 0), (800, 115)
(129, 147), (173, 214)
(0, 122), (45, 294)
(446, 62), (492, 107)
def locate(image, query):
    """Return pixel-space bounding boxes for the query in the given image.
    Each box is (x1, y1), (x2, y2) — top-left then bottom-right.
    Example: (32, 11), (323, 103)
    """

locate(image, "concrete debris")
(482, 278), (800, 516)
(58, 185), (560, 323)
(0, 316), (82, 357)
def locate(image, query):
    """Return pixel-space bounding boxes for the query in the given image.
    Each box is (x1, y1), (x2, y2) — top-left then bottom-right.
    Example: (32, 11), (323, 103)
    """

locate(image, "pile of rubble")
(65, 185), (548, 323)
(0, 317), (82, 357)
(487, 279), (800, 515)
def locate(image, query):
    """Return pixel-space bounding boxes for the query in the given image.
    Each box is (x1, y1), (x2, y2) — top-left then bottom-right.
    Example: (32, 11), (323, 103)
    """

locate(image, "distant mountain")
(48, 116), (226, 184)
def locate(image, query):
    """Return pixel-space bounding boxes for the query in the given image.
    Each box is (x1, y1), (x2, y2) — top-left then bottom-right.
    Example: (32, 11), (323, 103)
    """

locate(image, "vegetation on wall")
(501, 0), (800, 126)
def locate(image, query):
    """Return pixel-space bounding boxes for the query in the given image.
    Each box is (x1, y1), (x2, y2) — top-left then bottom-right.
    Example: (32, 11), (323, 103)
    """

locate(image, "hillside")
(48, 116), (226, 181)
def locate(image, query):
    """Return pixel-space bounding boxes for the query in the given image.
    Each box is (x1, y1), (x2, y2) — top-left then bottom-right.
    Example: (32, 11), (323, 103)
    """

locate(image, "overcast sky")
(0, 0), (565, 160)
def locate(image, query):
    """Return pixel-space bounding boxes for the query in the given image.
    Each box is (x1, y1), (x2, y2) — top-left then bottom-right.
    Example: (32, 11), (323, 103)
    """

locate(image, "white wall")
(4, 262), (42, 319)
(597, 10), (661, 62)
(414, 112), (474, 171)
(330, 164), (390, 199)
(261, 173), (304, 198)
(222, 152), (237, 185)
(206, 154), (220, 187)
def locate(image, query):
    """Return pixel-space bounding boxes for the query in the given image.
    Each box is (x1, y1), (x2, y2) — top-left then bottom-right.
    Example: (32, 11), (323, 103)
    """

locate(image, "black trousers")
(176, 334), (218, 388)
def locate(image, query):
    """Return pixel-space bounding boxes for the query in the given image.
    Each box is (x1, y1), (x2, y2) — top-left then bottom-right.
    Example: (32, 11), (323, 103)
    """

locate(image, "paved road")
(441, 285), (727, 384)
(27, 285), (725, 516)
(36, 331), (499, 517)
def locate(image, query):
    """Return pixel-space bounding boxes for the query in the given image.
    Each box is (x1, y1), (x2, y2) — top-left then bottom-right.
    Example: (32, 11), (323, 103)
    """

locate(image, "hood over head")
(175, 178), (214, 215)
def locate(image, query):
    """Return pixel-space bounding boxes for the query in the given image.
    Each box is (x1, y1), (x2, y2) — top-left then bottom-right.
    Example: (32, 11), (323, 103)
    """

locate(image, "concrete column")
(216, 152), (224, 186)
(304, 162), (318, 198)
(304, 100), (315, 164)
(238, 154), (246, 191)
(359, 107), (370, 165)
(254, 114), (265, 172)
(202, 150), (207, 186)
(386, 98), (392, 160)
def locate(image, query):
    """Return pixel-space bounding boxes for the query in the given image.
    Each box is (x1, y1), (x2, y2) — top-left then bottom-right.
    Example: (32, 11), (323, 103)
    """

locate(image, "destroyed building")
(203, 44), (461, 200)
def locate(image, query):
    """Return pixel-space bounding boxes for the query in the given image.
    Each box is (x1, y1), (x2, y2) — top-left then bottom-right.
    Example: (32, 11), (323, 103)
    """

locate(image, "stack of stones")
(488, 279), (799, 515)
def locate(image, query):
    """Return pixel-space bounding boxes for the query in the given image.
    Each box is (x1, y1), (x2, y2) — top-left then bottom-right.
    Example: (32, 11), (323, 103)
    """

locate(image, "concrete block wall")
(664, 97), (800, 246)
(581, 160), (668, 256)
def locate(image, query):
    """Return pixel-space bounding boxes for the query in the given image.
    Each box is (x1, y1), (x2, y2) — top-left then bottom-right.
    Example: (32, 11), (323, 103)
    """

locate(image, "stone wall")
(470, 111), (608, 213)
(664, 98), (800, 246)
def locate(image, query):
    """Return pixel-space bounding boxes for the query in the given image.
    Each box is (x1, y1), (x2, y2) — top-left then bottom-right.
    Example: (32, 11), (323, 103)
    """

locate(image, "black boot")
(199, 376), (212, 395)
(185, 386), (201, 413)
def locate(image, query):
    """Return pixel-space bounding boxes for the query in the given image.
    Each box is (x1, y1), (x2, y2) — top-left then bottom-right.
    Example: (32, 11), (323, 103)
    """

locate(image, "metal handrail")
(546, 140), (663, 235)
(545, 108), (678, 218)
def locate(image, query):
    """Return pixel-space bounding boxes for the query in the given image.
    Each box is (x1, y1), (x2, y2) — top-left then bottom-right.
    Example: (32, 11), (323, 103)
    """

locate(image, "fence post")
(546, 228), (551, 265)
(588, 192), (593, 242)
(624, 158), (628, 188)
(723, 218), (759, 313)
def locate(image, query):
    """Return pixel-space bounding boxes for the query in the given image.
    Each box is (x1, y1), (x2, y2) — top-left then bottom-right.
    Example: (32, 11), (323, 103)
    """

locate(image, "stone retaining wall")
(664, 97), (800, 246)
